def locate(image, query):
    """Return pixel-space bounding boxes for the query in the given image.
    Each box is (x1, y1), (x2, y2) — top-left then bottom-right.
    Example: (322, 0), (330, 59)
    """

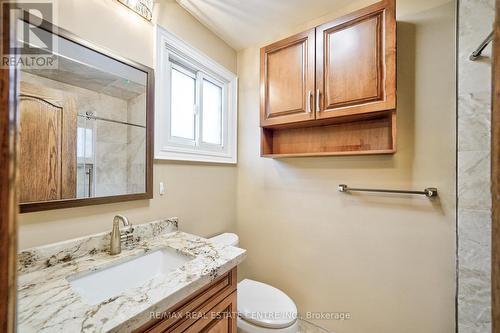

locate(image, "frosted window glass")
(202, 79), (222, 145)
(171, 67), (195, 140)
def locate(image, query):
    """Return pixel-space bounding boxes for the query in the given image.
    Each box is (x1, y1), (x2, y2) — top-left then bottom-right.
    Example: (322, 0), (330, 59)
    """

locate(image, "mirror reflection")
(18, 25), (149, 205)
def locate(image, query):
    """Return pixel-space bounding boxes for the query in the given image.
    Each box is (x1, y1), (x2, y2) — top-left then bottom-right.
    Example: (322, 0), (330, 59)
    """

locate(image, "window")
(155, 26), (238, 163)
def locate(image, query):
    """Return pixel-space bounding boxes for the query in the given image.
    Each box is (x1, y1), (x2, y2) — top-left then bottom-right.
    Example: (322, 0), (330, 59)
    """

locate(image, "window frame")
(155, 25), (238, 164)
(167, 61), (197, 147)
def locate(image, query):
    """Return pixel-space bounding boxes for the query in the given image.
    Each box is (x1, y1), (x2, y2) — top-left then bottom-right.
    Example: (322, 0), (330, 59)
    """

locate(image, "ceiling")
(176, 0), (354, 50)
(175, 0), (453, 51)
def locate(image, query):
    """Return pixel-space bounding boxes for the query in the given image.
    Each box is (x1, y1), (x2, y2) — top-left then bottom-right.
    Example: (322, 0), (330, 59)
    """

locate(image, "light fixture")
(117, 0), (154, 21)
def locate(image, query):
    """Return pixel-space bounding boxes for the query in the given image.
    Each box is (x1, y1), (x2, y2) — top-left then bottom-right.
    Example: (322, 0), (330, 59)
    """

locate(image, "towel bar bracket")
(470, 31), (494, 61)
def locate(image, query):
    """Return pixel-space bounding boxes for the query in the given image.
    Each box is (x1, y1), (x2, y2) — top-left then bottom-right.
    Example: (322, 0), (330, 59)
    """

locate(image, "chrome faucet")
(110, 215), (133, 255)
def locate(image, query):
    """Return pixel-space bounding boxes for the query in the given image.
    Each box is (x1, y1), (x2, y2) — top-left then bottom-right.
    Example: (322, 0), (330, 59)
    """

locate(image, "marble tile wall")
(458, 0), (494, 331)
(94, 109), (129, 197)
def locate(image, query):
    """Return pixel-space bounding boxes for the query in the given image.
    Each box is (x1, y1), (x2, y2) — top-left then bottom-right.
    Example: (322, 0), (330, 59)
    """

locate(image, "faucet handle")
(120, 226), (134, 249)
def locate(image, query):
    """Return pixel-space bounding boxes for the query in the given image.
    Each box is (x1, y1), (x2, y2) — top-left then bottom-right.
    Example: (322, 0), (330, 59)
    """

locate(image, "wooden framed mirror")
(15, 13), (154, 213)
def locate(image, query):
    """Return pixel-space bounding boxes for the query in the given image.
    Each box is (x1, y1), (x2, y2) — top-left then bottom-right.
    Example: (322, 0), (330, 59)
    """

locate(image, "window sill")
(154, 151), (237, 164)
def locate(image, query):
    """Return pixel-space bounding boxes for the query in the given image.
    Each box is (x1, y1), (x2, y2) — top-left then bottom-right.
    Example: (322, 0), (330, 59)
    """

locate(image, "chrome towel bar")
(338, 184), (438, 198)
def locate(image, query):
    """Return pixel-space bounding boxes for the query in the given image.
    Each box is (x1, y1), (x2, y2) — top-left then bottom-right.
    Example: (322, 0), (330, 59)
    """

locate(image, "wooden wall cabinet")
(135, 268), (237, 333)
(260, 0), (396, 157)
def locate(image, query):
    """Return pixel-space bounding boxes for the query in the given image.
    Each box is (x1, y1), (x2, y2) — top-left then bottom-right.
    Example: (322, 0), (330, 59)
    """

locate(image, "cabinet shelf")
(261, 111), (396, 158)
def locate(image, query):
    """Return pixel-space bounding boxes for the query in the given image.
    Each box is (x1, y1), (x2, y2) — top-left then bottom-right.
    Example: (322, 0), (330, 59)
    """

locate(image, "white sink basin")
(68, 248), (192, 305)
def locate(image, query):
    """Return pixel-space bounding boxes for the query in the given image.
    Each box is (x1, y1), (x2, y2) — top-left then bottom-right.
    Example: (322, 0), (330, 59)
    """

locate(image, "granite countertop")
(17, 219), (246, 333)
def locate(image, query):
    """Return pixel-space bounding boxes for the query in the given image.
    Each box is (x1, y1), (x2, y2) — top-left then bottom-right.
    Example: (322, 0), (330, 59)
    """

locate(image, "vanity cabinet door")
(136, 268), (237, 333)
(315, 0), (396, 119)
(184, 292), (236, 333)
(260, 29), (316, 127)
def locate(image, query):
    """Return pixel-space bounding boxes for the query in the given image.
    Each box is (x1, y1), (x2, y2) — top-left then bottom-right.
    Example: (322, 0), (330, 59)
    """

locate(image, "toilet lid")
(237, 279), (297, 329)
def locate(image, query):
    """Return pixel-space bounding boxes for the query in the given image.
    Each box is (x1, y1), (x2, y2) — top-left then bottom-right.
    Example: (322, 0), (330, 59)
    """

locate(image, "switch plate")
(159, 182), (165, 195)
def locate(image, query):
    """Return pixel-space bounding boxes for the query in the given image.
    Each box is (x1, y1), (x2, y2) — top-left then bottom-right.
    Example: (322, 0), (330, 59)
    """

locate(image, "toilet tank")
(209, 233), (239, 246)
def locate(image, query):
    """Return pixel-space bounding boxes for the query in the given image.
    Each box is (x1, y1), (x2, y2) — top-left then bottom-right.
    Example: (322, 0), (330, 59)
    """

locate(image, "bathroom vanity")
(17, 219), (246, 332)
(135, 268), (237, 333)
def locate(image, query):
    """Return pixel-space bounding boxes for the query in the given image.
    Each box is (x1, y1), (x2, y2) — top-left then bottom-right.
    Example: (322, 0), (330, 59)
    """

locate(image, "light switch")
(159, 182), (165, 195)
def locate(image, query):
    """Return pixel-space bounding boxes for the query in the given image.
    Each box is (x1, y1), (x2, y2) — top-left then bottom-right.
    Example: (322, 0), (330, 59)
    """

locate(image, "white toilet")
(210, 233), (299, 333)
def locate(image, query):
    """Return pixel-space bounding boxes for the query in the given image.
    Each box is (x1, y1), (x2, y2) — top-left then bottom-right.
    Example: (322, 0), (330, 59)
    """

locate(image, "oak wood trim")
(17, 12), (154, 213)
(0, 3), (18, 332)
(135, 268), (237, 333)
(61, 97), (77, 199)
(492, 0), (500, 330)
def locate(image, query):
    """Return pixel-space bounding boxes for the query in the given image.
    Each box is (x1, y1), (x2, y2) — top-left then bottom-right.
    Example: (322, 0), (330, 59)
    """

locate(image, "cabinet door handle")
(316, 89), (321, 112)
(306, 90), (312, 113)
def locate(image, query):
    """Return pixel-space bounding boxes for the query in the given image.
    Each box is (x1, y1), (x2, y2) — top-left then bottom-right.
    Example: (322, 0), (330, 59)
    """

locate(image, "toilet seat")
(237, 279), (297, 329)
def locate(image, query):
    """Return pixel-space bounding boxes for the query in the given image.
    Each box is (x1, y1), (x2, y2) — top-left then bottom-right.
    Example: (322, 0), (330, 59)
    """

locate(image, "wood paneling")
(492, 0), (500, 330)
(261, 111), (395, 157)
(0, 4), (18, 333)
(136, 268), (237, 333)
(316, 0), (396, 119)
(19, 96), (62, 202)
(260, 29), (315, 126)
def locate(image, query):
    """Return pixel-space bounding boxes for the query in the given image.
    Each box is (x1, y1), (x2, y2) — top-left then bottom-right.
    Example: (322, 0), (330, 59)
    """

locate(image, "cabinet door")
(19, 84), (78, 203)
(260, 29), (316, 127)
(135, 269), (237, 333)
(19, 96), (63, 202)
(316, 0), (396, 119)
(183, 292), (237, 333)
